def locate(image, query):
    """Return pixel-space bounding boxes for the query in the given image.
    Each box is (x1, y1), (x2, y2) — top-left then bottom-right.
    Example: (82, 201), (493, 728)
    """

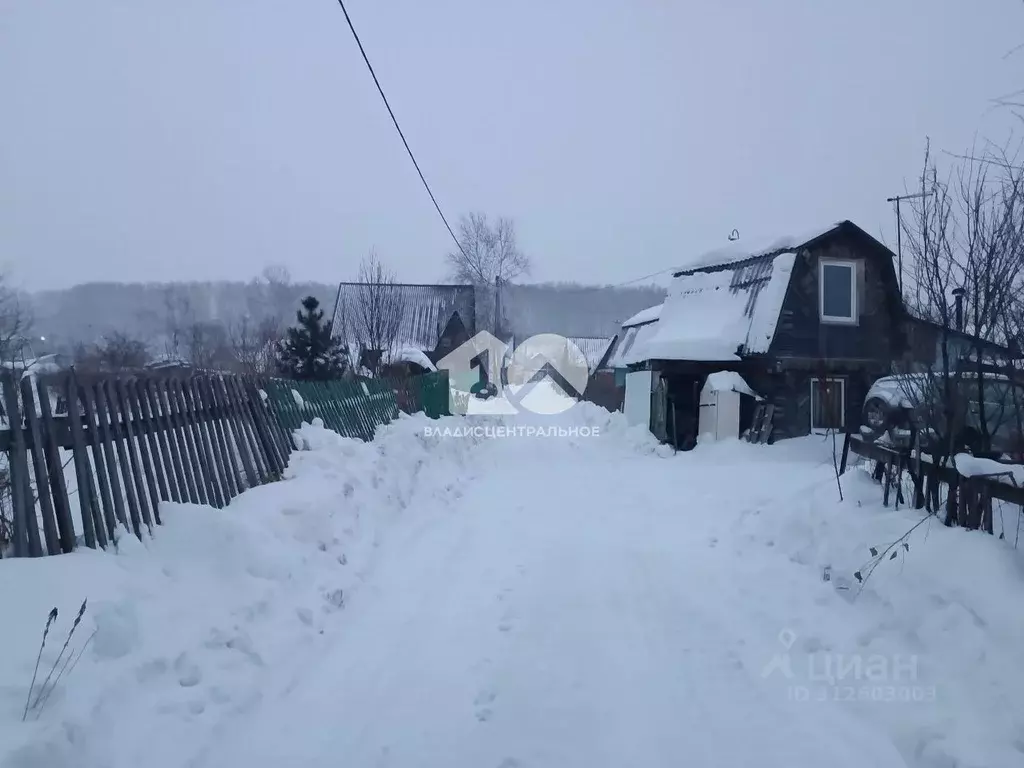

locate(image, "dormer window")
(819, 260), (857, 323)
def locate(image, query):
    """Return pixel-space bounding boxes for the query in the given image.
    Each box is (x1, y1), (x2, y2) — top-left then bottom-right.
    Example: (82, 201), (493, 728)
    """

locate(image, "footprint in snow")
(474, 690), (497, 722)
(174, 653), (202, 688)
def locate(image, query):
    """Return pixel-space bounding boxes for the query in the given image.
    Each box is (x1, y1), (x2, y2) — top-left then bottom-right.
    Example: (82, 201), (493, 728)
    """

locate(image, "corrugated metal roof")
(640, 251), (796, 362)
(622, 303), (663, 328)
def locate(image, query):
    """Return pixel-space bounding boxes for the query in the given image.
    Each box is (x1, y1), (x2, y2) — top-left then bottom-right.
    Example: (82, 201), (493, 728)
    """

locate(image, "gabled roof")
(635, 220), (894, 363)
(331, 283), (475, 351)
(672, 220), (888, 277)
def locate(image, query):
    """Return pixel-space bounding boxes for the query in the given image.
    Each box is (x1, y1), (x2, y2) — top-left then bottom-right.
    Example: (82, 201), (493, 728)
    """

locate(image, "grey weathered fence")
(0, 369), (448, 558)
(842, 431), (1024, 535)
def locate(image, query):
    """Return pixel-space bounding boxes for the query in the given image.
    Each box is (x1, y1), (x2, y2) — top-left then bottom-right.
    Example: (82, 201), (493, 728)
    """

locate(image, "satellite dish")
(728, 229), (740, 241)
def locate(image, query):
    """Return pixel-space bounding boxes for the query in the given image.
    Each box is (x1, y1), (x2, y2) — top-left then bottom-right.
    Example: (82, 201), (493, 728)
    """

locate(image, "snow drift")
(0, 413), (486, 768)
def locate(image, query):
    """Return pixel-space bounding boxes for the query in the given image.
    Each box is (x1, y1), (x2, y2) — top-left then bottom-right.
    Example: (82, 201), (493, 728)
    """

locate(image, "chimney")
(951, 287), (966, 332)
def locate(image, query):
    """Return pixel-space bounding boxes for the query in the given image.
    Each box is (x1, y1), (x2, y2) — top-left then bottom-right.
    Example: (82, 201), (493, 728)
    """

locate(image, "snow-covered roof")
(637, 250), (797, 362)
(674, 222), (846, 275)
(332, 283), (476, 351)
(1, 354), (63, 376)
(606, 320), (663, 368)
(703, 371), (762, 399)
(392, 347), (437, 372)
(622, 303), (663, 328)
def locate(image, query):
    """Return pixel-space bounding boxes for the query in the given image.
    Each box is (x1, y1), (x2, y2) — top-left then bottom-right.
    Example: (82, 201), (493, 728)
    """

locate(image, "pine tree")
(277, 296), (347, 381)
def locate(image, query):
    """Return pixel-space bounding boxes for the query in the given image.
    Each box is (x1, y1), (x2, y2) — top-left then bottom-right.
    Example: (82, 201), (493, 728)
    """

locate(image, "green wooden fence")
(256, 372), (449, 443)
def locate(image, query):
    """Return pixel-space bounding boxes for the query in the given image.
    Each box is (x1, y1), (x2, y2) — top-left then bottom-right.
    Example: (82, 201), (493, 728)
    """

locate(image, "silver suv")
(861, 372), (1024, 458)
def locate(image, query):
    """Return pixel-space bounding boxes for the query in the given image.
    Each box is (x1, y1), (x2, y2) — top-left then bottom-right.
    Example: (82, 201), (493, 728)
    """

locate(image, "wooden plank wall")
(0, 369), (446, 558)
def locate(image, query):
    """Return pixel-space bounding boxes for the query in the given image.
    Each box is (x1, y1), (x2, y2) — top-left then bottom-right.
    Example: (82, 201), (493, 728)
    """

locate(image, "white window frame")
(819, 259), (858, 324)
(810, 377), (846, 432)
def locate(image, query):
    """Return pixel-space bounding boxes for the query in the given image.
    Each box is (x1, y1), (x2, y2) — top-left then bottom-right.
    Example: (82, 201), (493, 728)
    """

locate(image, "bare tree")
(182, 320), (233, 371)
(0, 272), (30, 552)
(157, 286), (234, 371)
(0, 272), (31, 369)
(73, 332), (152, 373)
(160, 286), (194, 364)
(447, 213), (529, 285)
(891, 141), (1024, 527)
(226, 314), (281, 375)
(339, 253), (407, 376)
(446, 213), (529, 334)
(249, 264), (295, 330)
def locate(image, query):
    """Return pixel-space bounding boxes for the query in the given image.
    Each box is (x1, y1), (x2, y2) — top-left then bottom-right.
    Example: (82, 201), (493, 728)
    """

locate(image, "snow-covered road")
(188, 427), (906, 768)
(6, 404), (1024, 768)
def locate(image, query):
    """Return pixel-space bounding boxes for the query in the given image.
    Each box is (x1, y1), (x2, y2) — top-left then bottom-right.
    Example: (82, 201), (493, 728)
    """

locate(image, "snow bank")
(726, 439), (1024, 768)
(475, 383), (671, 457)
(0, 413), (486, 768)
(953, 453), (1024, 485)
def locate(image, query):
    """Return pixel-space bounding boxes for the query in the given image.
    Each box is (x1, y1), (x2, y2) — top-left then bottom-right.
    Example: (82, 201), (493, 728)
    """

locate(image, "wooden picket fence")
(0, 368), (450, 558)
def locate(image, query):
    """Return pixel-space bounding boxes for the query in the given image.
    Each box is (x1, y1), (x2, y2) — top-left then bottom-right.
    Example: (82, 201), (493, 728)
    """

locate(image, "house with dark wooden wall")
(622, 220), (910, 445)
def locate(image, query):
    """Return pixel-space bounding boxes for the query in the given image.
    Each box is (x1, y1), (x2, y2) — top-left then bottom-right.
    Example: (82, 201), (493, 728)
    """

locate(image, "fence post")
(35, 375), (77, 552)
(78, 375), (127, 536)
(2, 372), (35, 556)
(224, 377), (266, 485)
(20, 376), (63, 555)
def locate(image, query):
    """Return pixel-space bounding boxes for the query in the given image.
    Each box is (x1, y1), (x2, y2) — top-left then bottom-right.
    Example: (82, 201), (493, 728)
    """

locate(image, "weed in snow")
(23, 599), (93, 721)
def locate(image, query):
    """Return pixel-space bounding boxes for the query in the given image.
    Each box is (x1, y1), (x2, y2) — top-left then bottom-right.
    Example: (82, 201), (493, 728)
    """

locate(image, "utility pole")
(886, 191), (930, 297)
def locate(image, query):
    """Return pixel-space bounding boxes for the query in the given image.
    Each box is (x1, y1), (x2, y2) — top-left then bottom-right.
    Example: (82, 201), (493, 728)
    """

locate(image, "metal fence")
(0, 369), (450, 558)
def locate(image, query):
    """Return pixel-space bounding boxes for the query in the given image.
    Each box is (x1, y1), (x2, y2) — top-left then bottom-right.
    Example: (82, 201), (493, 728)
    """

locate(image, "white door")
(624, 369), (653, 428)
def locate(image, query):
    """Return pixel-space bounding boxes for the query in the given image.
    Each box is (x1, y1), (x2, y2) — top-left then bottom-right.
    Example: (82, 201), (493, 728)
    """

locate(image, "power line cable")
(612, 266), (679, 288)
(333, 0), (469, 260)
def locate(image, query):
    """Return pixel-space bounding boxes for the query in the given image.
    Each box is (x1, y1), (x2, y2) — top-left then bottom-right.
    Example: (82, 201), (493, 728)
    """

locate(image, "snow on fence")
(842, 431), (1024, 540)
(0, 369), (450, 558)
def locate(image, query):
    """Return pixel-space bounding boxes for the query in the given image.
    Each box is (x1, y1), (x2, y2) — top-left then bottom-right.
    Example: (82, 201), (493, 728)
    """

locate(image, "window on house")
(810, 377), (846, 431)
(819, 260), (857, 322)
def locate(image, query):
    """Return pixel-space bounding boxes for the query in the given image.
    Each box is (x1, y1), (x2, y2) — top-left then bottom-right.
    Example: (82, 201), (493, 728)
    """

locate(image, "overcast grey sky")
(2, 1), (1022, 291)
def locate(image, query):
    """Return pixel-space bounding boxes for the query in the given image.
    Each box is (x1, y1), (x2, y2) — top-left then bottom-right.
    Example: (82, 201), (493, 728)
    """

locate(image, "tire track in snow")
(187, 441), (908, 768)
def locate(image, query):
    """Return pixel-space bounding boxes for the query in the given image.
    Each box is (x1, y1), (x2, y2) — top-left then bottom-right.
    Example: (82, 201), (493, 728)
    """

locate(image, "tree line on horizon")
(4, 213), (665, 382)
